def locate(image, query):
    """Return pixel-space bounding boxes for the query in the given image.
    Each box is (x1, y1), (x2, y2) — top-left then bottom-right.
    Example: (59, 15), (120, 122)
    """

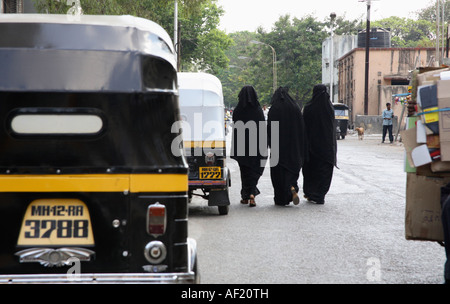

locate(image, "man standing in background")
(382, 103), (394, 144)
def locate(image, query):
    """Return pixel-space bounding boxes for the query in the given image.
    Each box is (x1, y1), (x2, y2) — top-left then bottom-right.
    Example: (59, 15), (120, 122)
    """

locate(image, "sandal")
(249, 195), (256, 207)
(240, 199), (248, 204)
(291, 187), (300, 205)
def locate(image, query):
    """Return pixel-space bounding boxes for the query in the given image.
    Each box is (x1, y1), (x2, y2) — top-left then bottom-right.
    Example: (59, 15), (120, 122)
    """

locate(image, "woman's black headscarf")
(303, 84), (337, 166)
(267, 87), (307, 172)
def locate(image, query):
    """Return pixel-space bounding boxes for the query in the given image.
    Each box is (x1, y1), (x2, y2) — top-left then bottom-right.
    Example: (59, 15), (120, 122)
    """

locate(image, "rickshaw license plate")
(199, 167), (222, 179)
(17, 199), (94, 246)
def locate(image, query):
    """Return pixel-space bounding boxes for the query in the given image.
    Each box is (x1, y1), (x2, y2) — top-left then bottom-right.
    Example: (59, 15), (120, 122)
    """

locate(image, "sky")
(217, 0), (437, 33)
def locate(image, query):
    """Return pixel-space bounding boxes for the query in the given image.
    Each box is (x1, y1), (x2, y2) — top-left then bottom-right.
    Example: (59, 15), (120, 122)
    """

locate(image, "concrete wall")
(354, 115), (398, 134)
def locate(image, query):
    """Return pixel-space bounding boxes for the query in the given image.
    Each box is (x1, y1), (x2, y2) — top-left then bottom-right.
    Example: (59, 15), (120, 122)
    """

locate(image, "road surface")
(188, 131), (446, 284)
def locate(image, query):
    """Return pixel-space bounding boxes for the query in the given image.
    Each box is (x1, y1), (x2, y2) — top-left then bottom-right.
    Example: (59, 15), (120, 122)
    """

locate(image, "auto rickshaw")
(333, 103), (349, 140)
(178, 72), (231, 215)
(0, 14), (198, 283)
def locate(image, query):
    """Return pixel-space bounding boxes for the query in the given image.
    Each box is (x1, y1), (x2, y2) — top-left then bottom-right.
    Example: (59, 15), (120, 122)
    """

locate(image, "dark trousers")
(382, 125), (393, 143)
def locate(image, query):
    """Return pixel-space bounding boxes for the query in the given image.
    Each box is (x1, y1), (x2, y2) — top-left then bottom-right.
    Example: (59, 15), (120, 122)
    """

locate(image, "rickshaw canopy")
(0, 14), (184, 173)
(332, 103), (349, 109)
(0, 14), (176, 93)
(178, 72), (224, 107)
(333, 103), (349, 120)
(178, 72), (225, 142)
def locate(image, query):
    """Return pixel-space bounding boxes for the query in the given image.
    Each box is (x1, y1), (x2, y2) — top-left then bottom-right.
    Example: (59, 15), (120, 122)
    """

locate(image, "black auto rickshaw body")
(0, 14), (198, 283)
(178, 72), (231, 215)
(333, 103), (349, 140)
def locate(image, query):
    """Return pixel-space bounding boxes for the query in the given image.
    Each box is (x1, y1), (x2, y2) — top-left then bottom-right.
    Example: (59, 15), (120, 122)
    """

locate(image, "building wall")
(1, 0), (35, 13)
(322, 35), (358, 103)
(338, 47), (435, 131)
(1, 0), (23, 13)
(23, 0), (36, 13)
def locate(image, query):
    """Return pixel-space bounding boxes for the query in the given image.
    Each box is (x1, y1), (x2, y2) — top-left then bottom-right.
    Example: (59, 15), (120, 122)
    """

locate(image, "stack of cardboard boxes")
(402, 67), (450, 242)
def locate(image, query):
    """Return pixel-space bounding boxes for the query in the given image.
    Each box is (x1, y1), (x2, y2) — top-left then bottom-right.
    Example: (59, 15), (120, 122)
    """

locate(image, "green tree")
(216, 14), (361, 107)
(328, 15), (363, 36)
(253, 15), (328, 105)
(215, 31), (257, 108)
(371, 16), (434, 47)
(177, 0), (233, 73)
(32, 0), (231, 72)
(216, 13), (365, 108)
(417, 0), (450, 23)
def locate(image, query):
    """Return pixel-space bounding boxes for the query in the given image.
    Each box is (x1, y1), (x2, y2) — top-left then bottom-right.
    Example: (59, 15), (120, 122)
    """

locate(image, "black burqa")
(231, 86), (267, 200)
(302, 84), (337, 204)
(267, 87), (307, 206)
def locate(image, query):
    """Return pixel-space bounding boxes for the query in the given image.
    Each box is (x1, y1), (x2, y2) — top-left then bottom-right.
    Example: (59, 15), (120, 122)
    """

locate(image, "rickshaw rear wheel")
(193, 255), (200, 284)
(218, 205), (229, 215)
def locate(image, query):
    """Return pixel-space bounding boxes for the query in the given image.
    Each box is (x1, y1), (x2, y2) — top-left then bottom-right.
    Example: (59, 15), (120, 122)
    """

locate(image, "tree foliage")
(417, 0), (450, 23)
(32, 1), (446, 108)
(371, 16), (434, 47)
(217, 2), (445, 108)
(217, 15), (330, 107)
(32, 0), (231, 73)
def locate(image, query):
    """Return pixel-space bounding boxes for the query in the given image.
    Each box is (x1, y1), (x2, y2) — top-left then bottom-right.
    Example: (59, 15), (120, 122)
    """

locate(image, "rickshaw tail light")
(147, 203), (166, 237)
(205, 152), (216, 165)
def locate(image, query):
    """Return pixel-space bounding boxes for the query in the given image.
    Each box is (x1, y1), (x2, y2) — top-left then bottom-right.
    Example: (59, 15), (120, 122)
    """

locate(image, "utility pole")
(329, 12), (336, 103)
(359, 0), (372, 116)
(437, 0), (440, 65)
(174, 0), (180, 71)
(359, 0), (379, 115)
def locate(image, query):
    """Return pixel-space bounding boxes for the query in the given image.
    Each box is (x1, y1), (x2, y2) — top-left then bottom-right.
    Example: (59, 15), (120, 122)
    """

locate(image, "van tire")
(218, 205), (229, 215)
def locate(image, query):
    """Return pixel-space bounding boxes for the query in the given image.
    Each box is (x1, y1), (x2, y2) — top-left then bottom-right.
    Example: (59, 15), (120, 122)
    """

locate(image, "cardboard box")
(401, 127), (417, 168)
(431, 161), (450, 173)
(404, 117), (417, 173)
(427, 134), (440, 148)
(401, 124), (450, 176)
(438, 80), (450, 161)
(418, 84), (439, 134)
(401, 127), (433, 168)
(405, 173), (448, 242)
(417, 68), (450, 86)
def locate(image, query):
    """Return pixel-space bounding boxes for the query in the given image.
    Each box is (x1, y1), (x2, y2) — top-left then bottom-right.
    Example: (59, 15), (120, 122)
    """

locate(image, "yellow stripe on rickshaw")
(183, 141), (226, 148)
(0, 174), (188, 193)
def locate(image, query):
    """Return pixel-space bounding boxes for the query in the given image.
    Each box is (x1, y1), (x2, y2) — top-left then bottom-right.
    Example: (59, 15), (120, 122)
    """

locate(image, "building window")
(391, 79), (409, 86)
(2, 0), (23, 13)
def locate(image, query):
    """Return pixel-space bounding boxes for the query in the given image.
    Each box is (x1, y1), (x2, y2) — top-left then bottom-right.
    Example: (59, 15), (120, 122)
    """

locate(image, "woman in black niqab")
(302, 84), (337, 204)
(267, 87), (307, 206)
(231, 86), (266, 207)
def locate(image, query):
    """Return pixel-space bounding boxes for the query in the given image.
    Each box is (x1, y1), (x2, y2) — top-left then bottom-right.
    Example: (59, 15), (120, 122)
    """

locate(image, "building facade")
(1, 0), (22, 13)
(322, 35), (358, 103)
(337, 47), (435, 128)
(1, 0), (35, 13)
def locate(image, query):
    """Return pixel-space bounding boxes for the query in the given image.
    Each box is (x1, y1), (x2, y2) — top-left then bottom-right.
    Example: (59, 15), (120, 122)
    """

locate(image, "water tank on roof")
(357, 27), (391, 48)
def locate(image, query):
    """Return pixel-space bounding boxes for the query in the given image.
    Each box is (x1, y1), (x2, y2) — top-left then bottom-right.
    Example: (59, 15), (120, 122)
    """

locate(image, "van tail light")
(147, 203), (166, 237)
(205, 152), (216, 165)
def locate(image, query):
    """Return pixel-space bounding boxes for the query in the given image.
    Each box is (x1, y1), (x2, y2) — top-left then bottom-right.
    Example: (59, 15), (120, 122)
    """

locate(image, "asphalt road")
(188, 131), (446, 284)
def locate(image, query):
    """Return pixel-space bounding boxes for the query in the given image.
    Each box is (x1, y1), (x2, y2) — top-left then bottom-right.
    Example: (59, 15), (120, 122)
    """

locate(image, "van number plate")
(199, 167), (222, 179)
(17, 199), (94, 246)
